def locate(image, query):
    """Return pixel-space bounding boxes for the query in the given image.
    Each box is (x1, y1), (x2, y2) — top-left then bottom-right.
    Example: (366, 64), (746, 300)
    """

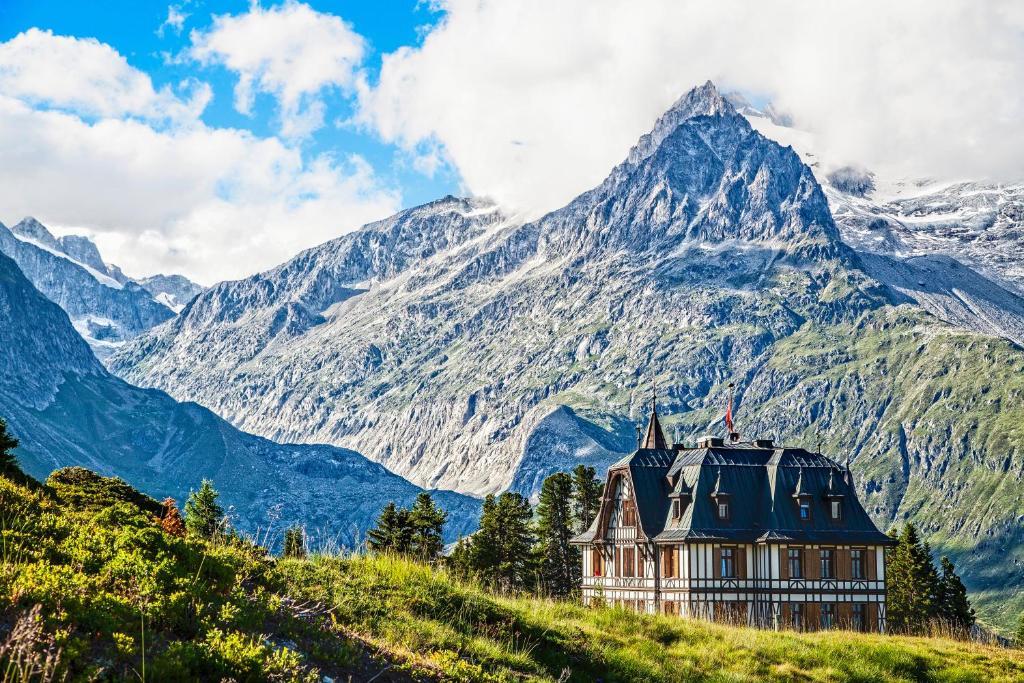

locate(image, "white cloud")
(0, 30), (400, 284)
(0, 28), (209, 124)
(158, 5), (190, 37)
(189, 1), (365, 137)
(359, 0), (1024, 217)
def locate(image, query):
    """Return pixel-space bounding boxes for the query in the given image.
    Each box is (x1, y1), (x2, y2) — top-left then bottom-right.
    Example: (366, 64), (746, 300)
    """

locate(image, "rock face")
(0, 218), (180, 358)
(110, 82), (1024, 628)
(0, 251), (479, 545)
(137, 274), (205, 313)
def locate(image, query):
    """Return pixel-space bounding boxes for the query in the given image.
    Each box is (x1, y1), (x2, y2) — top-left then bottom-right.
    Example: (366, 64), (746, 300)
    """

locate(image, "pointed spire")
(641, 380), (667, 449)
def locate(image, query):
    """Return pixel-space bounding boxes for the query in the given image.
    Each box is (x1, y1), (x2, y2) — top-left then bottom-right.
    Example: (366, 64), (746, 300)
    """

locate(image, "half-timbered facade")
(571, 404), (894, 632)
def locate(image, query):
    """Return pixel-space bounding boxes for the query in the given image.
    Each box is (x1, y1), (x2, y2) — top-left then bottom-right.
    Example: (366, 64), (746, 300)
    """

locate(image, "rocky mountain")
(0, 217), (204, 357)
(110, 82), (1024, 628)
(0, 250), (479, 545)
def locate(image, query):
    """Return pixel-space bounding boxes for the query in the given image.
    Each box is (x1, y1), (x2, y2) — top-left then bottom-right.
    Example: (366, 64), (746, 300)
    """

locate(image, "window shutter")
(737, 546), (747, 579)
(673, 546), (680, 579)
(615, 546), (621, 577)
(866, 549), (877, 580)
(780, 547), (789, 580)
(805, 548), (819, 580)
(713, 546), (722, 579)
(637, 547), (645, 578)
(837, 549), (850, 580)
(781, 603), (791, 626)
(837, 602), (852, 628)
(866, 602), (878, 632)
(806, 603), (821, 631)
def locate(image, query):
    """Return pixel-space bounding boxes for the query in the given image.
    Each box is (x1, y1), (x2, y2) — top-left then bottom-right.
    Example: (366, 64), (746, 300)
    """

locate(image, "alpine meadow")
(2, 2), (1024, 681)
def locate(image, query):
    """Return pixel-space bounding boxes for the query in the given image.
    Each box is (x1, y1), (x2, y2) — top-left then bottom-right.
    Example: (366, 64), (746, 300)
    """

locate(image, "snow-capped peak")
(627, 80), (739, 165)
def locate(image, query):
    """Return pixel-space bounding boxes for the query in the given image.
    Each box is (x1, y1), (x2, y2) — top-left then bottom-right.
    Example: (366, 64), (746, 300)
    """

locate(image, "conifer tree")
(184, 479), (225, 540)
(887, 522), (941, 633)
(158, 497), (186, 538)
(570, 464), (603, 533)
(367, 501), (414, 554)
(535, 472), (580, 597)
(0, 417), (21, 476)
(409, 492), (448, 562)
(1016, 612), (1024, 648)
(936, 556), (975, 632)
(472, 492), (536, 592)
(447, 536), (474, 580)
(284, 525), (306, 559)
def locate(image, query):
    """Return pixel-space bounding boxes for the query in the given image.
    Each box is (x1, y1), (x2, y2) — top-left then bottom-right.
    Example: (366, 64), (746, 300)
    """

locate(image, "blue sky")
(0, 1), (1018, 283)
(0, 0), (459, 209)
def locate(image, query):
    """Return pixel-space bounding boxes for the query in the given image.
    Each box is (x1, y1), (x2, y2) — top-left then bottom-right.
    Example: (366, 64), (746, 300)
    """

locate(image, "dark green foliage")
(1016, 612), (1024, 648)
(366, 501), (410, 553)
(284, 525), (307, 559)
(469, 492), (536, 593)
(570, 464), (603, 533)
(184, 479), (226, 540)
(936, 556), (975, 631)
(408, 492), (447, 562)
(366, 495), (448, 561)
(887, 523), (974, 636)
(535, 472), (580, 597)
(0, 416), (19, 475)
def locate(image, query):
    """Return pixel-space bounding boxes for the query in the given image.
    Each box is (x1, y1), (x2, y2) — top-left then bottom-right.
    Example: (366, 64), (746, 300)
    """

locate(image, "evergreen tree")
(1016, 612), (1024, 648)
(367, 502), (414, 554)
(409, 492), (448, 562)
(158, 497), (186, 538)
(283, 525), (306, 559)
(936, 556), (975, 632)
(184, 479), (225, 540)
(447, 536), (474, 580)
(472, 492), (536, 592)
(570, 464), (603, 533)
(0, 417), (21, 476)
(887, 522), (942, 633)
(535, 472), (580, 597)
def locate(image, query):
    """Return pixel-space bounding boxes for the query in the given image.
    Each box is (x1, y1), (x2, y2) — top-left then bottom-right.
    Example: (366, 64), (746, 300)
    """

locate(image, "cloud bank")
(359, 0), (1024, 216)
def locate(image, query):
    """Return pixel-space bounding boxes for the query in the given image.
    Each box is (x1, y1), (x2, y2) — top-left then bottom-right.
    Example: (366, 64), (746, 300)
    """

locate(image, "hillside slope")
(0, 251), (479, 543)
(109, 83), (1024, 628)
(3, 467), (1022, 682)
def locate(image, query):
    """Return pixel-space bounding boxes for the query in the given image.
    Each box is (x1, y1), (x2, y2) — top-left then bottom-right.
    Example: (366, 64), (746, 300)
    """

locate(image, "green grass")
(3, 466), (1024, 682)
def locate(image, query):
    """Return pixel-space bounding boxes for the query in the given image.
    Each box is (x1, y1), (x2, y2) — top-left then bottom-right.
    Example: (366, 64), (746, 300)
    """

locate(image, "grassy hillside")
(3, 467), (1024, 682)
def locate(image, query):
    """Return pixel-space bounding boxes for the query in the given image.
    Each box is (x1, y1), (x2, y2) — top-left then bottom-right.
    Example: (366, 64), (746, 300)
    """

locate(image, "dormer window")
(717, 501), (729, 520)
(672, 499), (682, 519)
(830, 499), (842, 520)
(799, 499), (811, 521)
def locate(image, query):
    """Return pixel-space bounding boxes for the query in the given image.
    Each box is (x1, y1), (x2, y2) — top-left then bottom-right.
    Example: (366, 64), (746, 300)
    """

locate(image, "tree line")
(366, 464), (603, 598)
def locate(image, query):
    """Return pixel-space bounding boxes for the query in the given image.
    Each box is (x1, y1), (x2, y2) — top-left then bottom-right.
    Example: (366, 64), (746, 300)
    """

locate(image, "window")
(799, 499), (811, 521)
(790, 603), (804, 630)
(820, 603), (835, 629)
(851, 549), (864, 579)
(852, 603), (866, 632)
(788, 548), (803, 579)
(720, 547), (735, 578)
(718, 501), (729, 520)
(622, 500), (637, 527)
(830, 500), (842, 520)
(820, 549), (834, 579)
(672, 499), (681, 519)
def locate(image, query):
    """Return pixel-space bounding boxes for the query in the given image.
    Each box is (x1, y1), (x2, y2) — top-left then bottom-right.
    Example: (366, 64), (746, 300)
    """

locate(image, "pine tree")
(184, 479), (225, 540)
(535, 472), (580, 597)
(887, 522), (942, 634)
(0, 417), (21, 476)
(936, 556), (975, 633)
(409, 492), (448, 562)
(447, 536), (474, 580)
(158, 497), (186, 538)
(472, 492), (536, 592)
(367, 502), (414, 554)
(570, 464), (603, 533)
(1016, 612), (1024, 648)
(284, 525), (306, 559)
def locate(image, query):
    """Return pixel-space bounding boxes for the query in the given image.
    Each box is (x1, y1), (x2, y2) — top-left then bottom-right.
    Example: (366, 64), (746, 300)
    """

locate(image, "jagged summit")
(627, 80), (738, 165)
(12, 216), (61, 250)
